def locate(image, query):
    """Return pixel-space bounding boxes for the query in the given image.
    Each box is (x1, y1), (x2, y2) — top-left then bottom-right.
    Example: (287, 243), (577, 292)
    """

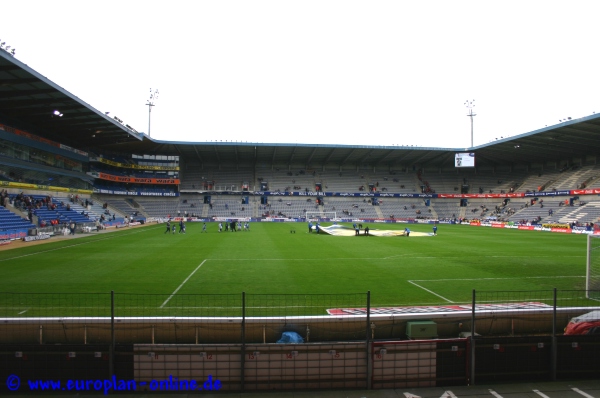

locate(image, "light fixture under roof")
(52, 110), (63, 117)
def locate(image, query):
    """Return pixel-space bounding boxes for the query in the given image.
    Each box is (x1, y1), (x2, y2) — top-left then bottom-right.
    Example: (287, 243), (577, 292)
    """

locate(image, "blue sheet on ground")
(277, 331), (304, 343)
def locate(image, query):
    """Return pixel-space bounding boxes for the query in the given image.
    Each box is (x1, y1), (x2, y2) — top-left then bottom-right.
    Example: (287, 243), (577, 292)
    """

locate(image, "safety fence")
(0, 289), (599, 393)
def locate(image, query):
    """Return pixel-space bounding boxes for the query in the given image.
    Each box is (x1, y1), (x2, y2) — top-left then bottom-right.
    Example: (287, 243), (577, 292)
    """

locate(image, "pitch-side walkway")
(202, 380), (600, 398)
(12, 380), (600, 397)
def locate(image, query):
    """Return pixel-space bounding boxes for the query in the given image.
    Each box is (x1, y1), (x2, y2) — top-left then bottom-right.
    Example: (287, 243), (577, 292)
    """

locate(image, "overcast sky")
(2, 1), (600, 149)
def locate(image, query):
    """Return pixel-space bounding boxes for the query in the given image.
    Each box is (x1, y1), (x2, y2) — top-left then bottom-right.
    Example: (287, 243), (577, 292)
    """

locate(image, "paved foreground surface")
(184, 379), (600, 397)
(10, 379), (600, 397)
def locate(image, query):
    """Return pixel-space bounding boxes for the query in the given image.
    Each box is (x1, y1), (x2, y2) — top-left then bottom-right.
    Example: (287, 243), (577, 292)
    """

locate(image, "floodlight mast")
(464, 99), (476, 147)
(146, 88), (159, 137)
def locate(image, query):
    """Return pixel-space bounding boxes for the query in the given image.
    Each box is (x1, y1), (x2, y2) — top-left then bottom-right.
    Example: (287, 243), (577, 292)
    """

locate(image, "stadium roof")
(0, 50), (143, 149)
(2, 48), (600, 170)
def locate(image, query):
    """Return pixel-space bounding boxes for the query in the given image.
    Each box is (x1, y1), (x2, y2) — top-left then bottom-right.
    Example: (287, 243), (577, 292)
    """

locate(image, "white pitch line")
(0, 305), (330, 310)
(383, 254), (411, 260)
(0, 228), (151, 262)
(160, 260), (207, 308)
(204, 255), (582, 261)
(17, 310), (27, 315)
(407, 280), (454, 303)
(533, 390), (551, 398)
(411, 276), (584, 282)
(0, 239), (114, 262)
(489, 389), (503, 398)
(572, 387), (595, 398)
(489, 255), (582, 258)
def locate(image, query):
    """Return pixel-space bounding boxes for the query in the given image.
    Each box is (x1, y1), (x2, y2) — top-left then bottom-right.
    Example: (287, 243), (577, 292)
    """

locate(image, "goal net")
(586, 234), (600, 299)
(305, 211), (337, 221)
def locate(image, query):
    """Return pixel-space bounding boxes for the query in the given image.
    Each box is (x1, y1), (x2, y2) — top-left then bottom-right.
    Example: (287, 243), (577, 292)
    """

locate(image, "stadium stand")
(0, 206), (36, 232)
(132, 197), (180, 219)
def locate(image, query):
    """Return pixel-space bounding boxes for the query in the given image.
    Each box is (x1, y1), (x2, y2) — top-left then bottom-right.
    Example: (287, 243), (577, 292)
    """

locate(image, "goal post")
(305, 211), (337, 221)
(586, 234), (600, 299)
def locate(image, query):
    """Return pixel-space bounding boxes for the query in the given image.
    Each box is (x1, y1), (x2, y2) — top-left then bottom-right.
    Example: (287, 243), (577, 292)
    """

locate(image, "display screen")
(455, 152), (475, 167)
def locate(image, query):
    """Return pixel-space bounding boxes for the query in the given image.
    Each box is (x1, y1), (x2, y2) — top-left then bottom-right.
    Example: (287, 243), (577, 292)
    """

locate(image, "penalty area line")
(160, 259), (207, 308)
(408, 280), (454, 303)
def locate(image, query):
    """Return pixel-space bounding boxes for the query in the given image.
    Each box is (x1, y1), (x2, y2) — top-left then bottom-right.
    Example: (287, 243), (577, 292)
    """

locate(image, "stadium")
(1, 42), (600, 395)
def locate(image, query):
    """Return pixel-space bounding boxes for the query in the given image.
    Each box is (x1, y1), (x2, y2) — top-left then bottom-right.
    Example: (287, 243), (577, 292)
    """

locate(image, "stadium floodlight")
(53, 110), (63, 117)
(464, 99), (476, 147)
(146, 88), (159, 138)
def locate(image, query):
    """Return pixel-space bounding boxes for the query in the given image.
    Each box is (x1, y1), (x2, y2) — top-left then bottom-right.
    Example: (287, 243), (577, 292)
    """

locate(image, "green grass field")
(0, 222), (590, 317)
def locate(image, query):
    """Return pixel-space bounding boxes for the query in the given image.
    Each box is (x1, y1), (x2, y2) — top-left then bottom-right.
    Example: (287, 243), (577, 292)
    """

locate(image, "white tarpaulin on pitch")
(315, 224), (433, 237)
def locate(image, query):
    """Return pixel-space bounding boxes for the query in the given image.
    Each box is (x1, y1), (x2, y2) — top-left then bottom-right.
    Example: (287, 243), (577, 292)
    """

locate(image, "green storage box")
(406, 320), (437, 339)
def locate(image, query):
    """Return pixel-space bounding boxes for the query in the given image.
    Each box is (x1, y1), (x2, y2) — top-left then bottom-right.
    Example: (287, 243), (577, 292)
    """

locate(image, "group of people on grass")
(164, 220), (250, 234)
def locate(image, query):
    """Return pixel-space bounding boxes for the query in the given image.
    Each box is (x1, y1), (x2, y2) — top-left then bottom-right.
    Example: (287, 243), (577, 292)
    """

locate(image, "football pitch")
(0, 222), (589, 317)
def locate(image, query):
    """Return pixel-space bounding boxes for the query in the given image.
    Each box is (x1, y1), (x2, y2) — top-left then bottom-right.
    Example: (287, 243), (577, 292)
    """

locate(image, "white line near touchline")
(407, 280), (454, 303)
(160, 259), (207, 308)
